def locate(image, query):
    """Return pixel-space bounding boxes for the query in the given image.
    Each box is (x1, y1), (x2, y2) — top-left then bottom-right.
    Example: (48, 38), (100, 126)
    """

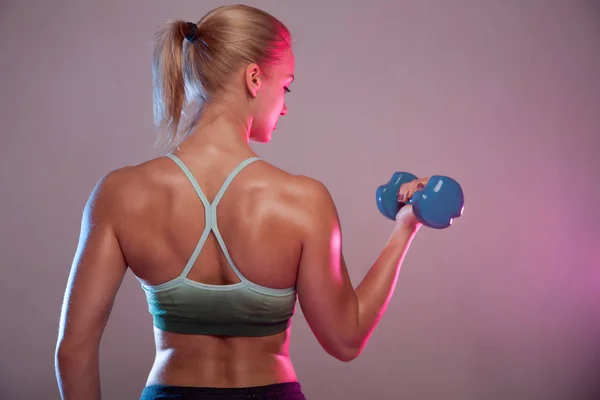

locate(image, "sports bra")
(141, 154), (297, 336)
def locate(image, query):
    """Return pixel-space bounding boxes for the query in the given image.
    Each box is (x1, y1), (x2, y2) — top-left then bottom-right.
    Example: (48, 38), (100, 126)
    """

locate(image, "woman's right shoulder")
(278, 173), (339, 225)
(290, 175), (333, 203)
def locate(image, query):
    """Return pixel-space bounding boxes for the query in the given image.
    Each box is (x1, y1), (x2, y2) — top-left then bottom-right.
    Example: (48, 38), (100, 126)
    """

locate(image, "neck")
(175, 102), (256, 157)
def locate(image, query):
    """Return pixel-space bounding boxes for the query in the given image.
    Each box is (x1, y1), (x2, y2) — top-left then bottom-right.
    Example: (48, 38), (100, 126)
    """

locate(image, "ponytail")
(152, 20), (195, 149)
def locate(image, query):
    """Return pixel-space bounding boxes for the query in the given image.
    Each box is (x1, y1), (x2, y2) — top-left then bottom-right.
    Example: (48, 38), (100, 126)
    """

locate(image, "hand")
(397, 177), (430, 203)
(394, 177), (430, 231)
(394, 204), (421, 232)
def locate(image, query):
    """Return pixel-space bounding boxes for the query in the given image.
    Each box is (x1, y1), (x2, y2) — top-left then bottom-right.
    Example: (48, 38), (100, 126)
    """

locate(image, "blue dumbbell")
(376, 172), (465, 229)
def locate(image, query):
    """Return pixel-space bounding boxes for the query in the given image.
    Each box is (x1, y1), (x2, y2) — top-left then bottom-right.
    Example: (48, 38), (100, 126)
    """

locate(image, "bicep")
(57, 176), (128, 351)
(296, 180), (358, 360)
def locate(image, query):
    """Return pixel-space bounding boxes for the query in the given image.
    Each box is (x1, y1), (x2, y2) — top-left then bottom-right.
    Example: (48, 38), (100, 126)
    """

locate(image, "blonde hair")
(152, 5), (292, 150)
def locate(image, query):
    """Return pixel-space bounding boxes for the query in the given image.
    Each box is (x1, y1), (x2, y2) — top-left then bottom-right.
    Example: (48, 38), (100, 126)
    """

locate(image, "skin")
(398, 177), (429, 203)
(55, 46), (427, 399)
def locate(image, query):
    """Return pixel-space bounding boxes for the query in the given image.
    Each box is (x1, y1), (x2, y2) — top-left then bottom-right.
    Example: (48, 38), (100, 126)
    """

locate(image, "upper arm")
(295, 178), (359, 361)
(56, 171), (128, 353)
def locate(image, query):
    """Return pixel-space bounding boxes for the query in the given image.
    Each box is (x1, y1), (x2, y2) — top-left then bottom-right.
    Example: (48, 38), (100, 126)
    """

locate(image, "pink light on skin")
(329, 224), (343, 281)
(251, 46), (294, 143)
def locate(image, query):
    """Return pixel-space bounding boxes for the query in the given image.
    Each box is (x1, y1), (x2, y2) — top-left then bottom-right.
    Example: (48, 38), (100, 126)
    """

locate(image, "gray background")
(1, 0), (599, 399)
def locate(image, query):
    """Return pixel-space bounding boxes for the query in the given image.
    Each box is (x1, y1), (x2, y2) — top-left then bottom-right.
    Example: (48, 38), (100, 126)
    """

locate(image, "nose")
(281, 102), (288, 116)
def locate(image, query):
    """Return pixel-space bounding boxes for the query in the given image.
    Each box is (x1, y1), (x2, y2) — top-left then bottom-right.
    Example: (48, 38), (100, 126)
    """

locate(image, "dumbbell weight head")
(375, 172), (418, 220)
(376, 172), (465, 229)
(410, 175), (464, 229)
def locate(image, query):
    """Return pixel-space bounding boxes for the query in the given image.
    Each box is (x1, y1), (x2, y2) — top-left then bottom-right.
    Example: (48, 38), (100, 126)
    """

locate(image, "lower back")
(146, 328), (298, 387)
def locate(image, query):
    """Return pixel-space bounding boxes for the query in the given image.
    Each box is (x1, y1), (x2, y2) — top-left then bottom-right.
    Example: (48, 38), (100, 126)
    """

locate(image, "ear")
(245, 63), (262, 98)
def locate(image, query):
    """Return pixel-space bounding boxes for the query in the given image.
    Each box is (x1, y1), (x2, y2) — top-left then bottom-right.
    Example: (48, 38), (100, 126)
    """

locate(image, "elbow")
(55, 346), (73, 376)
(336, 352), (358, 363)
(55, 340), (97, 367)
(331, 343), (362, 363)
(322, 332), (365, 362)
(55, 345), (76, 362)
(55, 344), (77, 370)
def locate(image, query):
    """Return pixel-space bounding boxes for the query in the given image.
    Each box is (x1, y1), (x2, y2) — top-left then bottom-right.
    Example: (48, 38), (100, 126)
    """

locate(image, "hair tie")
(184, 22), (199, 42)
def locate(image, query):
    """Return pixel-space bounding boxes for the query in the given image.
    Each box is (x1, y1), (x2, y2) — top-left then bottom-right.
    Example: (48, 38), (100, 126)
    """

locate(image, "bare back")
(112, 150), (308, 387)
(56, 136), (396, 398)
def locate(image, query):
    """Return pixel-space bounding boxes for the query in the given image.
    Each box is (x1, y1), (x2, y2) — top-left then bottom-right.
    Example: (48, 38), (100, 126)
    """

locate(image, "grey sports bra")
(141, 154), (297, 336)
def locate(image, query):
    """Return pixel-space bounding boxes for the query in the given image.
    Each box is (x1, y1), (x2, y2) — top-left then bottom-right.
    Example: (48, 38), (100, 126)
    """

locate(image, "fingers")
(397, 177), (429, 202)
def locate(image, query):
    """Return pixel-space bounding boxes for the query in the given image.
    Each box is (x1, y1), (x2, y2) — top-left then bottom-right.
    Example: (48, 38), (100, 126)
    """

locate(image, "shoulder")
(251, 159), (338, 220)
(82, 166), (135, 222)
(291, 175), (334, 203)
(83, 157), (168, 222)
(281, 173), (339, 226)
(261, 162), (333, 203)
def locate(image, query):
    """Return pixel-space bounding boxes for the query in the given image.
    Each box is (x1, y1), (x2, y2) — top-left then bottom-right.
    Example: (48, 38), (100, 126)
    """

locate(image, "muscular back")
(62, 145), (362, 388)
(106, 150), (311, 386)
(116, 153), (304, 290)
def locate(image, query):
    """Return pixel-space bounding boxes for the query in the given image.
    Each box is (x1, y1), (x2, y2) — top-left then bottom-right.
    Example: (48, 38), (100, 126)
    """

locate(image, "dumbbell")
(376, 172), (464, 229)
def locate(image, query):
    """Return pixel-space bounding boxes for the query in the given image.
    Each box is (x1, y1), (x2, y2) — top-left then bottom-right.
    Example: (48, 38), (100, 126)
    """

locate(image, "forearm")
(353, 223), (420, 350)
(55, 346), (101, 400)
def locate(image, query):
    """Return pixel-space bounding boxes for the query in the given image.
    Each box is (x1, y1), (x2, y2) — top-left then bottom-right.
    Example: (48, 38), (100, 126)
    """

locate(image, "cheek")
(275, 92), (287, 113)
(267, 91), (284, 116)
(255, 87), (285, 129)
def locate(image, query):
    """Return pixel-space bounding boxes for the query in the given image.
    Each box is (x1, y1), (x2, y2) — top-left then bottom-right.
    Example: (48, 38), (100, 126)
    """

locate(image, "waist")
(147, 328), (296, 388)
(141, 382), (305, 400)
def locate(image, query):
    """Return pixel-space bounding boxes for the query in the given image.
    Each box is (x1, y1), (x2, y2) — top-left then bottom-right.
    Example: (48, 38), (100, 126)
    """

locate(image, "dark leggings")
(140, 382), (306, 400)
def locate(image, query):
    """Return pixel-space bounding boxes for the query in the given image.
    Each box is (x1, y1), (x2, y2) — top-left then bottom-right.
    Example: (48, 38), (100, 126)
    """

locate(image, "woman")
(54, 5), (426, 400)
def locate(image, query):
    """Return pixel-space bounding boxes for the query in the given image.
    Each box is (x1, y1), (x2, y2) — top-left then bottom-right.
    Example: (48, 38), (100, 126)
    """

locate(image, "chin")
(250, 134), (272, 144)
(250, 128), (274, 143)
(262, 133), (273, 143)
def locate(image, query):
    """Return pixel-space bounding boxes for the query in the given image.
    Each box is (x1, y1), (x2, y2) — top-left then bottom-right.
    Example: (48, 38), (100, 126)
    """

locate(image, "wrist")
(387, 222), (420, 246)
(393, 221), (421, 235)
